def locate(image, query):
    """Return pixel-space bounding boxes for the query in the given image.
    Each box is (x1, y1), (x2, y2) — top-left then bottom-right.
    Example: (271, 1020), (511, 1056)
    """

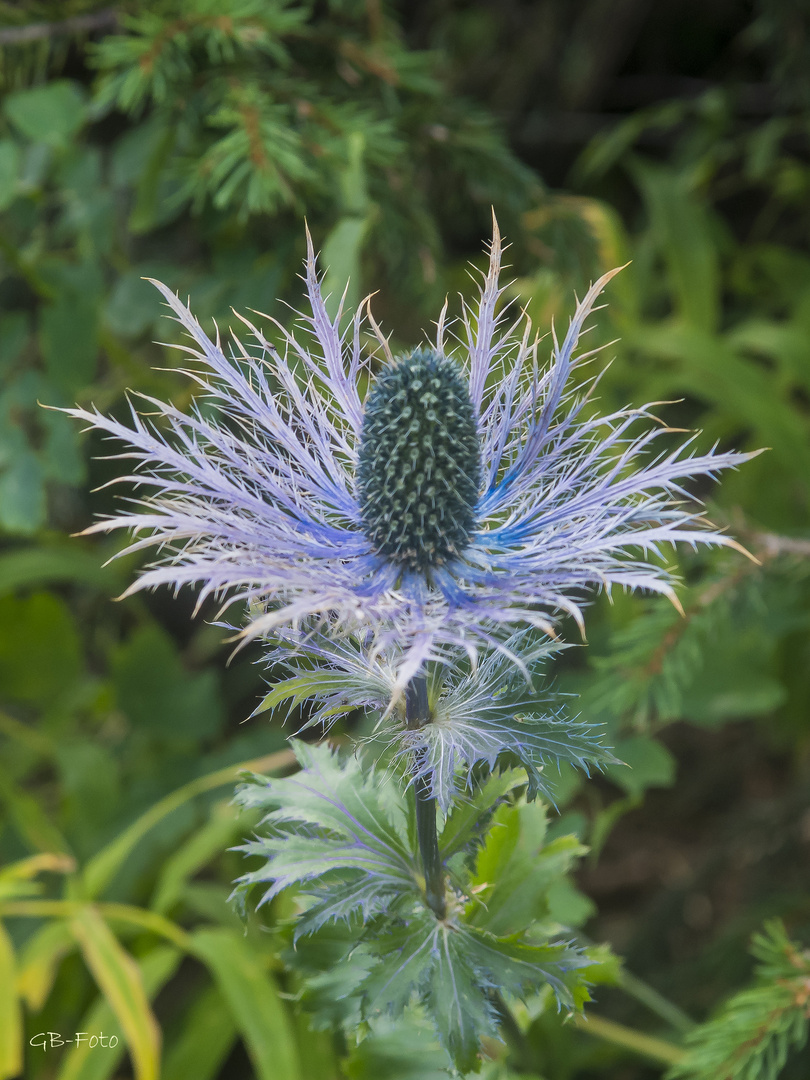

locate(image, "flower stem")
(572, 1013), (685, 1067)
(618, 970), (695, 1034)
(406, 676), (446, 919)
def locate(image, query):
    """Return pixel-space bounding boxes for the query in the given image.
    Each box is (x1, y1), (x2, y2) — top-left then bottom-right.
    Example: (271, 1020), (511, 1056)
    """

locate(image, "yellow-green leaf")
(191, 927), (301, 1080)
(56, 945), (180, 1080)
(70, 906), (160, 1080)
(0, 921), (22, 1080)
(0, 852), (75, 887)
(81, 748), (294, 899)
(150, 800), (249, 915)
(16, 919), (75, 1011)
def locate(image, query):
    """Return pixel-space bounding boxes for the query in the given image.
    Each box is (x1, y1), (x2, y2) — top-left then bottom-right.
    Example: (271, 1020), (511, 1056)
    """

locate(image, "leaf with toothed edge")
(232, 740), (419, 936)
(466, 798), (589, 937)
(362, 909), (589, 1073)
(233, 741), (595, 1073)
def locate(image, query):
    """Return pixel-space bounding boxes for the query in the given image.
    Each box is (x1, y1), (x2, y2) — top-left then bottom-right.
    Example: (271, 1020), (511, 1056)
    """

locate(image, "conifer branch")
(667, 921), (810, 1080)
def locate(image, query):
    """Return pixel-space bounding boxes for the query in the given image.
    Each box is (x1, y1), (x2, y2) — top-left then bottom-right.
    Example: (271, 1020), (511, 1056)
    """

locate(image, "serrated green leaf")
(440, 768), (526, 860)
(430, 929), (497, 1073)
(362, 911), (443, 1015)
(300, 965), (371, 1031)
(468, 800), (587, 936)
(234, 741), (417, 931)
(579, 942), (623, 988)
(254, 670), (371, 722)
(363, 911), (589, 1073)
(284, 923), (374, 1030)
(361, 913), (494, 1072)
(343, 1014), (449, 1080)
(462, 930), (589, 1011)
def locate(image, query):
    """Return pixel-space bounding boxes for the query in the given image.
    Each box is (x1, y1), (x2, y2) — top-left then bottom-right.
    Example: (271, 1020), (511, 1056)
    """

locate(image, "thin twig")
(0, 9), (118, 46)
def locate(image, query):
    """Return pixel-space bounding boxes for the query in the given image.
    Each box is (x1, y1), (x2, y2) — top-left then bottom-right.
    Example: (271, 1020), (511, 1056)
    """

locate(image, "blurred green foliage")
(1, 0), (810, 1077)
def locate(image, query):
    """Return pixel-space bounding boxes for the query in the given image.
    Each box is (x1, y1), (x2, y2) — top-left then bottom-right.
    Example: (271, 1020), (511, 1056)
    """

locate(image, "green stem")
(406, 676), (445, 919)
(619, 970), (696, 1034)
(572, 1012), (685, 1067)
(577, 931), (695, 1034)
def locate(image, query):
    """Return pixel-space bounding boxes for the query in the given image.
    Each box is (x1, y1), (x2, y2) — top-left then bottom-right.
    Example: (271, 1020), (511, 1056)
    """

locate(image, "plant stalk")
(572, 1013), (685, 1067)
(406, 675), (446, 919)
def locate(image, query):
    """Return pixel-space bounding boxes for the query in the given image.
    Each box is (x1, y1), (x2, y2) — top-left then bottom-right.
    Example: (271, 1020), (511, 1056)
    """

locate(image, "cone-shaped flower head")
(357, 348), (481, 571)
(64, 222), (758, 691)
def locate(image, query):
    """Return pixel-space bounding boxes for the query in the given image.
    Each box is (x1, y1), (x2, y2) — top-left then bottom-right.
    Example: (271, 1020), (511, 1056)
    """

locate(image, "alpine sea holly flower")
(63, 221), (756, 691)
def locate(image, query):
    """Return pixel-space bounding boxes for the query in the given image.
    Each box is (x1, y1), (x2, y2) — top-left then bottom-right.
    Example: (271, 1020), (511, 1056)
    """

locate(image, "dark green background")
(1, 2), (809, 1078)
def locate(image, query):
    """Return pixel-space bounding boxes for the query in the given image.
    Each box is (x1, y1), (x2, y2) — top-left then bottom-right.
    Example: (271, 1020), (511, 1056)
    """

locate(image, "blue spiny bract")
(356, 349), (481, 572)
(61, 224), (758, 692)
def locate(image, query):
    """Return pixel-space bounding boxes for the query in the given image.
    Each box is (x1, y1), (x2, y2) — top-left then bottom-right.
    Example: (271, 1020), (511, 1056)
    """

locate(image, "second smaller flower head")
(64, 221), (759, 690)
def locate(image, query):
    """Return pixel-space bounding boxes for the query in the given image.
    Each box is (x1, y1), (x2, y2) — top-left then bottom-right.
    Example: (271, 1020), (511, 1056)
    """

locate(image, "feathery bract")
(64, 223), (757, 689)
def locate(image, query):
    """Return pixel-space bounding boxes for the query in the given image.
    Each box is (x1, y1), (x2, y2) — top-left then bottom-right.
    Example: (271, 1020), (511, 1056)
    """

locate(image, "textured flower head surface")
(65, 221), (757, 691)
